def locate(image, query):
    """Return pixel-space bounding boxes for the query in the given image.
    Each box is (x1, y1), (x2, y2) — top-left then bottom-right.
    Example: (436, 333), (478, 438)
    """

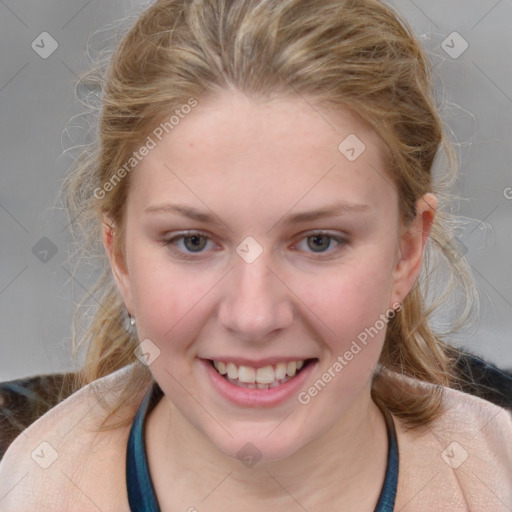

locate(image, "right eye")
(162, 231), (217, 259)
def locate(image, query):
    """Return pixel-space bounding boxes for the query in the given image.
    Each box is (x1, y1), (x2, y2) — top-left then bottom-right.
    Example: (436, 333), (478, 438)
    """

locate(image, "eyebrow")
(144, 201), (370, 225)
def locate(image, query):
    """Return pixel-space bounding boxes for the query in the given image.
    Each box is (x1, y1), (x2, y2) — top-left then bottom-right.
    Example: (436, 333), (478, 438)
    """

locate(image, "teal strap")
(374, 407), (399, 511)
(126, 385), (162, 511)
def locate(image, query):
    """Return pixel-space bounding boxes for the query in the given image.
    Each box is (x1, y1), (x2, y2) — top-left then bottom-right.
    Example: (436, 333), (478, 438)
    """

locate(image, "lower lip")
(199, 358), (318, 408)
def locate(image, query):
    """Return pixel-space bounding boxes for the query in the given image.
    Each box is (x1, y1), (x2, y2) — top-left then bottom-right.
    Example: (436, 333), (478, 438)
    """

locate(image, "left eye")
(293, 232), (348, 255)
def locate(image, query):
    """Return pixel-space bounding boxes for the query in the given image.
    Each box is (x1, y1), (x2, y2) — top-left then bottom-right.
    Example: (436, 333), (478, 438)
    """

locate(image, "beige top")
(0, 365), (511, 511)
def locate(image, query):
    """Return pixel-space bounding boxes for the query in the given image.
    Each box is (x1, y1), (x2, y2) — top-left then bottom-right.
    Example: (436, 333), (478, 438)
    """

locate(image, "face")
(106, 89), (433, 462)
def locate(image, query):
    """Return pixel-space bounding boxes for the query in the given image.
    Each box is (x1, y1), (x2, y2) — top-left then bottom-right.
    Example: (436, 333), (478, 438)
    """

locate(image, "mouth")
(199, 356), (319, 408)
(207, 358), (317, 390)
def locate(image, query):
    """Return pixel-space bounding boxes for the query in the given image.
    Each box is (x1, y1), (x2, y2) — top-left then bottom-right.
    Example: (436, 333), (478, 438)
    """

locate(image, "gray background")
(1, 0), (511, 381)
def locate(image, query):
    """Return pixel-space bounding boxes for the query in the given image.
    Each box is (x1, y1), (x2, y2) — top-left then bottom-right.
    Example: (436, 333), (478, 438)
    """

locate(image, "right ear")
(102, 215), (134, 314)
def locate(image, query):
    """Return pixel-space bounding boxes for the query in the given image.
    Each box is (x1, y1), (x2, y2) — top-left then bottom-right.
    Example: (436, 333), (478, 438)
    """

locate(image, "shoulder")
(434, 383), (512, 475)
(0, 365), (147, 511)
(404, 373), (512, 447)
(392, 373), (512, 511)
(439, 382), (512, 436)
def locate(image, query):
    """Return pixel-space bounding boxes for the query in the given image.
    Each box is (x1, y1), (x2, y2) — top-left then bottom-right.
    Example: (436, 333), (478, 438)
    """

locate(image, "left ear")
(390, 193), (437, 307)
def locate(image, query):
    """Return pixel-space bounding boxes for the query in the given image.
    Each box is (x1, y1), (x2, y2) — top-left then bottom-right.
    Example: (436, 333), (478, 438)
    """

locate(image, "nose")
(217, 249), (293, 343)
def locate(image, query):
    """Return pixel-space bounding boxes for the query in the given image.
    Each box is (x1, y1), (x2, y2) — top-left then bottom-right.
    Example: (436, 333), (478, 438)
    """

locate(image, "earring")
(130, 314), (136, 326)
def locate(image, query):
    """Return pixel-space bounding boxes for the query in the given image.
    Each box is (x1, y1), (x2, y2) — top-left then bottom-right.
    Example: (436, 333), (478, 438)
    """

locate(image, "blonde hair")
(62, 0), (478, 430)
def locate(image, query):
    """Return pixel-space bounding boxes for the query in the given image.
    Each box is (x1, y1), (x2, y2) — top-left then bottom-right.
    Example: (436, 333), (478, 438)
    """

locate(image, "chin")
(205, 420), (312, 466)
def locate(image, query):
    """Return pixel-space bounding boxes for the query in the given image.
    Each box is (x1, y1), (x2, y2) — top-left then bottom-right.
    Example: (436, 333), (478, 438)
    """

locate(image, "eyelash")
(161, 230), (349, 260)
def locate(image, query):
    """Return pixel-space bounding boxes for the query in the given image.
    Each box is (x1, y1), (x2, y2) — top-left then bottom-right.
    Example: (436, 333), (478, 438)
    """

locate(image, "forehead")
(129, 90), (397, 220)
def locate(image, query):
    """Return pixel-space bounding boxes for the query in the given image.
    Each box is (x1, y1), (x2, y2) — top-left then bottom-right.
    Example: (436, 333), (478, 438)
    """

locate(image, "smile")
(200, 357), (318, 407)
(210, 359), (309, 389)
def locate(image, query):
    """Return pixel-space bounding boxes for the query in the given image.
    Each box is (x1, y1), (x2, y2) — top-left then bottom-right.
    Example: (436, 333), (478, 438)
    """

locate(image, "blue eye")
(294, 231), (348, 256)
(162, 231), (348, 259)
(162, 232), (213, 256)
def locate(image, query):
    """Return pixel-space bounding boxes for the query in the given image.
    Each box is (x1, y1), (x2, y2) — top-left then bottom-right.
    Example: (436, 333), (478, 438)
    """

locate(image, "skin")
(104, 89), (436, 510)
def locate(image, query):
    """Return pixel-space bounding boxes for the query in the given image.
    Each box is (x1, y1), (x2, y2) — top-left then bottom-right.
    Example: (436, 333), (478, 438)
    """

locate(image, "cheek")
(297, 261), (394, 412)
(305, 252), (396, 344)
(127, 246), (217, 360)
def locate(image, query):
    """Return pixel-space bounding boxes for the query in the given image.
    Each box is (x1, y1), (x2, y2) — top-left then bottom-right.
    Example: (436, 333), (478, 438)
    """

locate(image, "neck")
(145, 386), (389, 510)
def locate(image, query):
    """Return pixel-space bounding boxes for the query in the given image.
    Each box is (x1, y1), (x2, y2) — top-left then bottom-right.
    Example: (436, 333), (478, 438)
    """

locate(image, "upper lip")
(201, 356), (316, 368)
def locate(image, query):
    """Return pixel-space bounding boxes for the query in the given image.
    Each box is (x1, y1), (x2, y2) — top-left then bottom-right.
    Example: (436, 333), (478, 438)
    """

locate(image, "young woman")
(1, 0), (511, 510)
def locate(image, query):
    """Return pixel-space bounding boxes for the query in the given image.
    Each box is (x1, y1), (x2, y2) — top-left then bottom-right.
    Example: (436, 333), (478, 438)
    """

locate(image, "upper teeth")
(213, 360), (305, 384)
